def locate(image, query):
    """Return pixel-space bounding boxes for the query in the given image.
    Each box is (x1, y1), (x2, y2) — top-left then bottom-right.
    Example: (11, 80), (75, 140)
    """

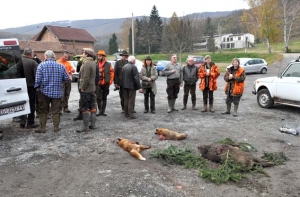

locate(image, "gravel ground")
(0, 54), (299, 197)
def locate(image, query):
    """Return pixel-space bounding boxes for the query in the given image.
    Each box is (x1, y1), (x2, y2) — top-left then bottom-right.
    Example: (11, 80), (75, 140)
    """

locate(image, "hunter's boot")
(233, 103), (239, 117)
(172, 99), (178, 111)
(201, 102), (208, 112)
(144, 95), (149, 113)
(89, 112), (97, 130)
(97, 101), (102, 116)
(35, 113), (48, 133)
(222, 104), (231, 115)
(150, 97), (155, 114)
(181, 95), (188, 110)
(52, 114), (61, 132)
(73, 110), (83, 121)
(191, 95), (197, 110)
(167, 99), (172, 113)
(76, 113), (90, 133)
(209, 103), (215, 113)
(101, 100), (107, 116)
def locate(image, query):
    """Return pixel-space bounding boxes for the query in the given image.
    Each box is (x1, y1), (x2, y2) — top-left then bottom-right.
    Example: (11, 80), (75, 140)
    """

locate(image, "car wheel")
(261, 68), (267, 74)
(159, 70), (163, 76)
(257, 89), (274, 108)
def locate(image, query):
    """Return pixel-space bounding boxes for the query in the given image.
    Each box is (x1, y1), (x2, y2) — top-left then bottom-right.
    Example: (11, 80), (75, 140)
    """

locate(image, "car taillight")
(4, 40), (17, 45)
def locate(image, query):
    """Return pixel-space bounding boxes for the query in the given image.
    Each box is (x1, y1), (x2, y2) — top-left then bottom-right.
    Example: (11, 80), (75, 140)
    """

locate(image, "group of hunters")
(19, 48), (245, 133)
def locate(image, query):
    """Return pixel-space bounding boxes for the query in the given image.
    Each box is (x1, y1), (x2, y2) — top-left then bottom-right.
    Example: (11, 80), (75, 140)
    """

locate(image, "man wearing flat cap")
(95, 50), (114, 116)
(76, 48), (97, 133)
(114, 50), (129, 113)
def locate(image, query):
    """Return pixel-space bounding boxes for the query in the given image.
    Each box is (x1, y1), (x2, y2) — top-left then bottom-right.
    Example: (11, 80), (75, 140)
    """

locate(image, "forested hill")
(0, 11), (236, 39)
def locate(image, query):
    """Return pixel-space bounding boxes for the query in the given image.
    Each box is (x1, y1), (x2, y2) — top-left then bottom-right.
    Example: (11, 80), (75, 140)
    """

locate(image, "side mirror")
(278, 72), (283, 78)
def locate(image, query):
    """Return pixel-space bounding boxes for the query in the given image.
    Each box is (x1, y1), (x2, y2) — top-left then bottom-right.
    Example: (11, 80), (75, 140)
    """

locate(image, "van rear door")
(0, 38), (30, 121)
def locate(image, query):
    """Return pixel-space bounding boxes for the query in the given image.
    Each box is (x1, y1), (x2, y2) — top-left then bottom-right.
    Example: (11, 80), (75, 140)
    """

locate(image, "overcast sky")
(0, 0), (249, 29)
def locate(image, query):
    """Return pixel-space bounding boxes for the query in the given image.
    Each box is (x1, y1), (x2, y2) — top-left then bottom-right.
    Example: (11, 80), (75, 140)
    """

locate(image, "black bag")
(142, 81), (152, 88)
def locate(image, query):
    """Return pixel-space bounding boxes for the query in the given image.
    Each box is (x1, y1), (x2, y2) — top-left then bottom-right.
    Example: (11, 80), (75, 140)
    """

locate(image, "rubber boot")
(222, 104), (231, 115)
(73, 111), (83, 121)
(182, 95), (188, 110)
(97, 101), (102, 116)
(167, 99), (172, 113)
(172, 99), (178, 111)
(201, 103), (207, 112)
(233, 104), (239, 117)
(35, 113), (47, 133)
(89, 112), (97, 130)
(76, 113), (90, 133)
(209, 104), (215, 113)
(192, 96), (197, 110)
(101, 100), (107, 116)
(52, 114), (61, 132)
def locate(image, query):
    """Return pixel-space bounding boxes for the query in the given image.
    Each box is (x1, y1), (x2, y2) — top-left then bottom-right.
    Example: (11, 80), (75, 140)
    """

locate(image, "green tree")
(149, 5), (163, 53)
(108, 33), (118, 55)
(204, 17), (216, 53)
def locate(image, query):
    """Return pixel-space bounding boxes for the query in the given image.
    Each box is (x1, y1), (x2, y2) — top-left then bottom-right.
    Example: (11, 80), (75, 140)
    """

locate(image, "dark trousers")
(144, 88), (155, 111)
(119, 86), (124, 110)
(183, 85), (196, 105)
(20, 87), (36, 125)
(61, 80), (71, 109)
(96, 84), (110, 113)
(123, 88), (136, 117)
(36, 91), (61, 115)
(202, 87), (214, 105)
(166, 78), (180, 99)
(77, 80), (82, 111)
(81, 92), (97, 111)
(226, 96), (241, 105)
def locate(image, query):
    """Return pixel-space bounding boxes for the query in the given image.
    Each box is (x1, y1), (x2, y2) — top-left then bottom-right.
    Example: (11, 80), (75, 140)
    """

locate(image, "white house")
(194, 33), (255, 50)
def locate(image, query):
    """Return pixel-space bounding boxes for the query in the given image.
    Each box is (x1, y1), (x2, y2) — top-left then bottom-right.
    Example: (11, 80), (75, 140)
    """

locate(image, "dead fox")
(117, 138), (151, 161)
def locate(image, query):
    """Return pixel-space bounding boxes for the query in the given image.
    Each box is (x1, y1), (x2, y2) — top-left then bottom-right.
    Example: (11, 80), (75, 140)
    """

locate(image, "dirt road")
(1, 54), (300, 197)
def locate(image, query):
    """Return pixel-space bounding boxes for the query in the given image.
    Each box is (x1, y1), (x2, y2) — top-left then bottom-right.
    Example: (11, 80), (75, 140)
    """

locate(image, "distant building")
(194, 33), (255, 50)
(19, 25), (96, 59)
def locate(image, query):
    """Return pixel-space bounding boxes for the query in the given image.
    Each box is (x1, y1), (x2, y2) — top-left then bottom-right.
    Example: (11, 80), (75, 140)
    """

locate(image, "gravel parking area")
(0, 54), (299, 197)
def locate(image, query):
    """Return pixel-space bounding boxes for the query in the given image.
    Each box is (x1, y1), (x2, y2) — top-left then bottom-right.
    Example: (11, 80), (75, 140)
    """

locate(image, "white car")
(0, 38), (30, 121)
(252, 58), (300, 108)
(68, 60), (79, 82)
(227, 58), (268, 74)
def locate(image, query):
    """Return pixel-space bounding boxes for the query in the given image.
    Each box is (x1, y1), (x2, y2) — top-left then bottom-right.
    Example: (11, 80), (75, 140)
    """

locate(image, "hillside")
(0, 11), (233, 39)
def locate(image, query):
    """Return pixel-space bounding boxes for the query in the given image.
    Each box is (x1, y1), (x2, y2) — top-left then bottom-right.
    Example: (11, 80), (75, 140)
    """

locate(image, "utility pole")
(132, 13), (135, 56)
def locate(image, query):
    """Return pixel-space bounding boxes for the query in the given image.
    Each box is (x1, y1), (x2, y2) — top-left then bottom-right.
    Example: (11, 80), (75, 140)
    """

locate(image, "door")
(0, 39), (30, 121)
(275, 62), (300, 102)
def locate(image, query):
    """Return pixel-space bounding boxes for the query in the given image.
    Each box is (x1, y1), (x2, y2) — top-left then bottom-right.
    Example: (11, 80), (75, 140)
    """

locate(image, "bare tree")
(278, 0), (300, 52)
(162, 13), (196, 64)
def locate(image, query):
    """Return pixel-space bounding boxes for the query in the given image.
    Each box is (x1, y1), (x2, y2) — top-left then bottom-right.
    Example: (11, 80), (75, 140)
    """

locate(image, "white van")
(0, 38), (30, 121)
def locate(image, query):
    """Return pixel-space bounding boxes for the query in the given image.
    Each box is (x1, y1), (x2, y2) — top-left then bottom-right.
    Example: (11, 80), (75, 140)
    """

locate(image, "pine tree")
(108, 33), (118, 55)
(204, 17), (216, 53)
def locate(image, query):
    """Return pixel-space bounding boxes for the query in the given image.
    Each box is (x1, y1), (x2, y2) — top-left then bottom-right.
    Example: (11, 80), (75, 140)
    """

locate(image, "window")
(0, 46), (23, 79)
(238, 37), (241, 40)
(230, 43), (235, 48)
(283, 63), (300, 77)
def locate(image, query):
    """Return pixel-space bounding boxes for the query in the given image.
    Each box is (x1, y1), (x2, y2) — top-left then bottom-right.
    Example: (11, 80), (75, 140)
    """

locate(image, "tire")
(159, 70), (163, 76)
(257, 89), (274, 108)
(261, 68), (267, 74)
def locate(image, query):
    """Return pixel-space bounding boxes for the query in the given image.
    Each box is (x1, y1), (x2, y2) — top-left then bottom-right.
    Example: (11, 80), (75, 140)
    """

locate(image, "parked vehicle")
(0, 38), (30, 121)
(154, 60), (170, 76)
(252, 57), (300, 108)
(68, 60), (79, 82)
(107, 60), (116, 68)
(186, 56), (205, 68)
(228, 58), (268, 74)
